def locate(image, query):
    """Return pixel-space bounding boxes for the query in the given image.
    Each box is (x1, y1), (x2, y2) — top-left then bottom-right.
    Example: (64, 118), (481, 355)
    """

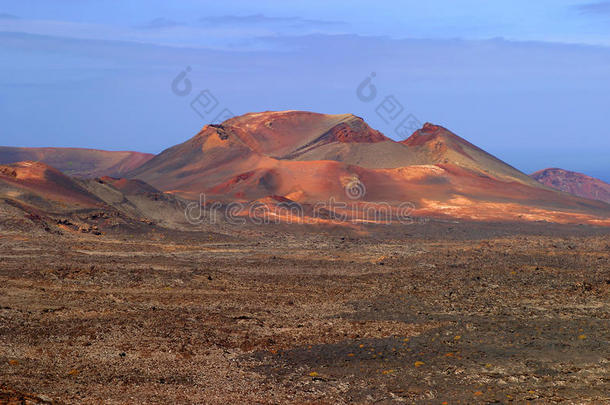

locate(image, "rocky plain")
(1, 219), (608, 404)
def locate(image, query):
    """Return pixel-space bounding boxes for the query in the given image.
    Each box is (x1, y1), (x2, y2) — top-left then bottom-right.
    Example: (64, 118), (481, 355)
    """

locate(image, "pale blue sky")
(1, 1), (609, 180)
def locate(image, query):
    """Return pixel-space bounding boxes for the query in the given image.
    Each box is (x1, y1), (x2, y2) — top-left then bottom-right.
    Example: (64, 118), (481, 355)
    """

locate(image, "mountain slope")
(0, 147), (154, 178)
(402, 123), (540, 186)
(531, 168), (610, 204)
(98, 176), (160, 195)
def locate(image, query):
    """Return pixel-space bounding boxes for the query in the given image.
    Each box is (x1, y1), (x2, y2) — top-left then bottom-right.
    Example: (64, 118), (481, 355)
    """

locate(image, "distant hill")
(0, 146), (153, 178)
(531, 168), (610, 204)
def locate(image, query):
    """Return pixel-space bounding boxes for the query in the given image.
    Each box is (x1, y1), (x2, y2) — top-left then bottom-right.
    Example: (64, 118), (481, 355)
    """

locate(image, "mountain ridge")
(0, 146), (154, 178)
(1, 111), (607, 225)
(126, 110), (610, 224)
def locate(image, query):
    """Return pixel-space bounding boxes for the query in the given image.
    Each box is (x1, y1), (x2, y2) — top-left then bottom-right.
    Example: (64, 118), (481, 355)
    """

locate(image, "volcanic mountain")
(128, 111), (609, 224)
(531, 168), (610, 204)
(0, 147), (154, 178)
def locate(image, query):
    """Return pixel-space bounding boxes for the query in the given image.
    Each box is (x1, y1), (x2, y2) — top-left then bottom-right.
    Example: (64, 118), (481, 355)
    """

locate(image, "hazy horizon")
(1, 0), (609, 181)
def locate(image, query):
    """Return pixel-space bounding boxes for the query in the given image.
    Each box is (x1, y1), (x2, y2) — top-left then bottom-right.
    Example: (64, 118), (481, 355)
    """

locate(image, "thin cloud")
(0, 12), (19, 19)
(199, 14), (345, 28)
(576, 1), (610, 14)
(139, 17), (180, 30)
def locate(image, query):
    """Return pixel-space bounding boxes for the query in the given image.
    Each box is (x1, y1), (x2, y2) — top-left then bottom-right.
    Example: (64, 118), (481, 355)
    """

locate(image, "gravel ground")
(0, 223), (608, 404)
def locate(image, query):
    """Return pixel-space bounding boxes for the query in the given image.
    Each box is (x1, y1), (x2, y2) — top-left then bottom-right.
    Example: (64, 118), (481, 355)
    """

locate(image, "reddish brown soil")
(0, 223), (608, 404)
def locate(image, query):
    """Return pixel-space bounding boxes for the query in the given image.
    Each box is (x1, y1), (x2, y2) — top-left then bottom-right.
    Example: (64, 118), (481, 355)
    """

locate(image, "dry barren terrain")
(0, 223), (609, 404)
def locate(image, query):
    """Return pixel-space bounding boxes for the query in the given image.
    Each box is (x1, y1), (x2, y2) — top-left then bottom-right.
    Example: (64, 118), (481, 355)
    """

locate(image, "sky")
(1, 0), (609, 181)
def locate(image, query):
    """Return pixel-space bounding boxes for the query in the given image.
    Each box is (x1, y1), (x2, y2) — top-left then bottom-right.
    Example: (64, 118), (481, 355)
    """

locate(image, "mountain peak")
(323, 114), (387, 143)
(532, 168), (597, 181)
(195, 111), (390, 157)
(399, 123), (542, 186)
(421, 122), (445, 133)
(402, 122), (466, 147)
